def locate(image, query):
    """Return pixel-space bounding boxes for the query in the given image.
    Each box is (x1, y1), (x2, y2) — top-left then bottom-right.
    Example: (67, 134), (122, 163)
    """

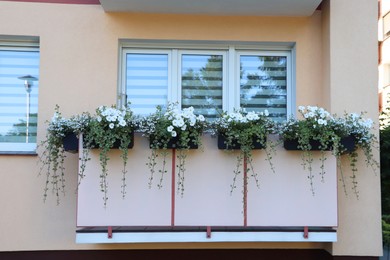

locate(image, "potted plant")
(39, 105), (90, 204)
(84, 104), (135, 207)
(280, 106), (343, 195)
(211, 109), (277, 194)
(280, 105), (378, 196)
(333, 112), (379, 197)
(139, 103), (207, 196)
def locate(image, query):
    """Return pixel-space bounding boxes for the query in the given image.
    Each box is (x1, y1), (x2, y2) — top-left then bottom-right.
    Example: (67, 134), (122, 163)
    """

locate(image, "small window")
(0, 39), (40, 153)
(120, 41), (294, 121)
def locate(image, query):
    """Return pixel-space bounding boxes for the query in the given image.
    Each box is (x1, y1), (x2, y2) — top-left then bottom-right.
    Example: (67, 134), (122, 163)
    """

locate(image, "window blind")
(0, 49), (39, 146)
(181, 54), (223, 119)
(240, 55), (287, 121)
(125, 53), (169, 115)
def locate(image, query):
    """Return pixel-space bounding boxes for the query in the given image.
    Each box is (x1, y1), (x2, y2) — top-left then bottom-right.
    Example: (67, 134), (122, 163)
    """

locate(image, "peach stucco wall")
(0, 0), (381, 256)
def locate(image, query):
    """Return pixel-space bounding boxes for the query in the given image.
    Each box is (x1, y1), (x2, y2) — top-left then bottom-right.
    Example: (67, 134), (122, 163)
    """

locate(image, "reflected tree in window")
(240, 56), (287, 121)
(181, 55), (223, 120)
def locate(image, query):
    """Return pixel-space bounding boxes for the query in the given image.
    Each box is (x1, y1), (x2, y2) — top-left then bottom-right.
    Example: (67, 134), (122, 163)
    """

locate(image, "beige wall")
(323, 0), (382, 256)
(0, 0), (381, 256)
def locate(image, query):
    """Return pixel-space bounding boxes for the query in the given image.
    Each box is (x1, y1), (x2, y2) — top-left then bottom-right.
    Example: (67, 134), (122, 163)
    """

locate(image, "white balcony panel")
(77, 134), (338, 228)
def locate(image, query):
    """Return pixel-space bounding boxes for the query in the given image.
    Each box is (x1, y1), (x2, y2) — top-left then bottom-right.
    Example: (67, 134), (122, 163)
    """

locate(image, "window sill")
(0, 151), (38, 156)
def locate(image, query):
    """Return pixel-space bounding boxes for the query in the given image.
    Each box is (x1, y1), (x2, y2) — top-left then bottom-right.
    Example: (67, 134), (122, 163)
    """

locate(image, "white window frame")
(0, 37), (39, 154)
(119, 40), (295, 119)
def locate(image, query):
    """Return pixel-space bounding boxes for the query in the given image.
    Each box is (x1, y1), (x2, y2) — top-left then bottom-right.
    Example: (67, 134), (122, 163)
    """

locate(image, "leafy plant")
(139, 103), (207, 196)
(211, 109), (277, 194)
(333, 112), (379, 197)
(39, 105), (90, 204)
(280, 105), (378, 197)
(84, 105), (135, 207)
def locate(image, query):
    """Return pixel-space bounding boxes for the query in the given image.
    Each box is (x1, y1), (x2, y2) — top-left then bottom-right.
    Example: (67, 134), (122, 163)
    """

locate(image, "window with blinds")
(239, 55), (288, 121)
(181, 54), (223, 120)
(0, 43), (40, 152)
(125, 52), (169, 115)
(121, 43), (293, 121)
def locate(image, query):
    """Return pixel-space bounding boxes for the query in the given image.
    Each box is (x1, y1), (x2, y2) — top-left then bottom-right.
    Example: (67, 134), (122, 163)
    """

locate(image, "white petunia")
(264, 110), (269, 116)
(119, 120), (126, 126)
(171, 131), (177, 137)
(109, 123), (115, 129)
(167, 125), (174, 132)
(97, 116), (102, 122)
(197, 115), (205, 122)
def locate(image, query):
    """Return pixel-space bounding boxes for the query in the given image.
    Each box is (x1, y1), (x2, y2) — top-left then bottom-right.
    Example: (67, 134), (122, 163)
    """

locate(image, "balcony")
(76, 134), (338, 243)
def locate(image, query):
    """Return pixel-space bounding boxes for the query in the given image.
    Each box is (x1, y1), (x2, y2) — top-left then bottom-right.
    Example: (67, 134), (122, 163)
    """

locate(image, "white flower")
(264, 110), (269, 116)
(167, 125), (174, 132)
(97, 116), (102, 122)
(298, 106), (305, 112)
(317, 119), (327, 125)
(176, 119), (185, 127)
(197, 115), (205, 122)
(181, 125), (187, 131)
(109, 123), (115, 129)
(119, 120), (126, 126)
(171, 131), (177, 137)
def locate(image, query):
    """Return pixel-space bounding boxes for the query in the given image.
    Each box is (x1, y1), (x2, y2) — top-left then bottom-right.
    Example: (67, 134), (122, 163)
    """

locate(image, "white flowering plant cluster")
(334, 112), (379, 197)
(39, 105), (72, 205)
(139, 103), (207, 195)
(139, 103), (206, 149)
(39, 105), (91, 205)
(85, 105), (135, 206)
(280, 105), (378, 196)
(211, 109), (277, 194)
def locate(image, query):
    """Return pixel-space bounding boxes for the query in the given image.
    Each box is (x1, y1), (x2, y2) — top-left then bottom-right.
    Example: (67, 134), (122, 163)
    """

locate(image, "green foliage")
(281, 106), (378, 196)
(211, 109), (278, 194)
(84, 105), (135, 207)
(139, 103), (207, 196)
(39, 105), (90, 205)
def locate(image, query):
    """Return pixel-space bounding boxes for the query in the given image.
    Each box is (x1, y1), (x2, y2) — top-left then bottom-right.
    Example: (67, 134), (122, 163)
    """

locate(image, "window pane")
(0, 50), (39, 145)
(240, 55), (287, 121)
(181, 54), (223, 119)
(126, 53), (168, 115)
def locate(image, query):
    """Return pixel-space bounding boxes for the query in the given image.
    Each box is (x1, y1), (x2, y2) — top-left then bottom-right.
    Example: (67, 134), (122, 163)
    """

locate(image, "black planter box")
(283, 135), (356, 152)
(217, 134), (265, 150)
(149, 135), (198, 149)
(63, 133), (79, 153)
(338, 135), (357, 153)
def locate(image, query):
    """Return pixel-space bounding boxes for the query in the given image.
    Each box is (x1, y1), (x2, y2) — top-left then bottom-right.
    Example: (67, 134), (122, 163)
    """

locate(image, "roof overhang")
(99, 0), (322, 16)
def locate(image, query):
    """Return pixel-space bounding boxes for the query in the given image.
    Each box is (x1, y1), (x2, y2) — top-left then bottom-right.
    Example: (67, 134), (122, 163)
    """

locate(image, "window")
(120, 41), (294, 121)
(0, 38), (40, 153)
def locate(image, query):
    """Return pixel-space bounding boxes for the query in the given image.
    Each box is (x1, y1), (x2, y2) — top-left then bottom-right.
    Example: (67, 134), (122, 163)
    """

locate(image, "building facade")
(0, 0), (381, 259)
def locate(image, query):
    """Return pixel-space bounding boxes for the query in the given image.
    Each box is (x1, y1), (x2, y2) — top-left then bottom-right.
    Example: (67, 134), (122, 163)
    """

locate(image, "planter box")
(217, 134), (265, 150)
(338, 135), (357, 153)
(149, 135), (198, 149)
(284, 135), (356, 152)
(63, 133), (79, 153)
